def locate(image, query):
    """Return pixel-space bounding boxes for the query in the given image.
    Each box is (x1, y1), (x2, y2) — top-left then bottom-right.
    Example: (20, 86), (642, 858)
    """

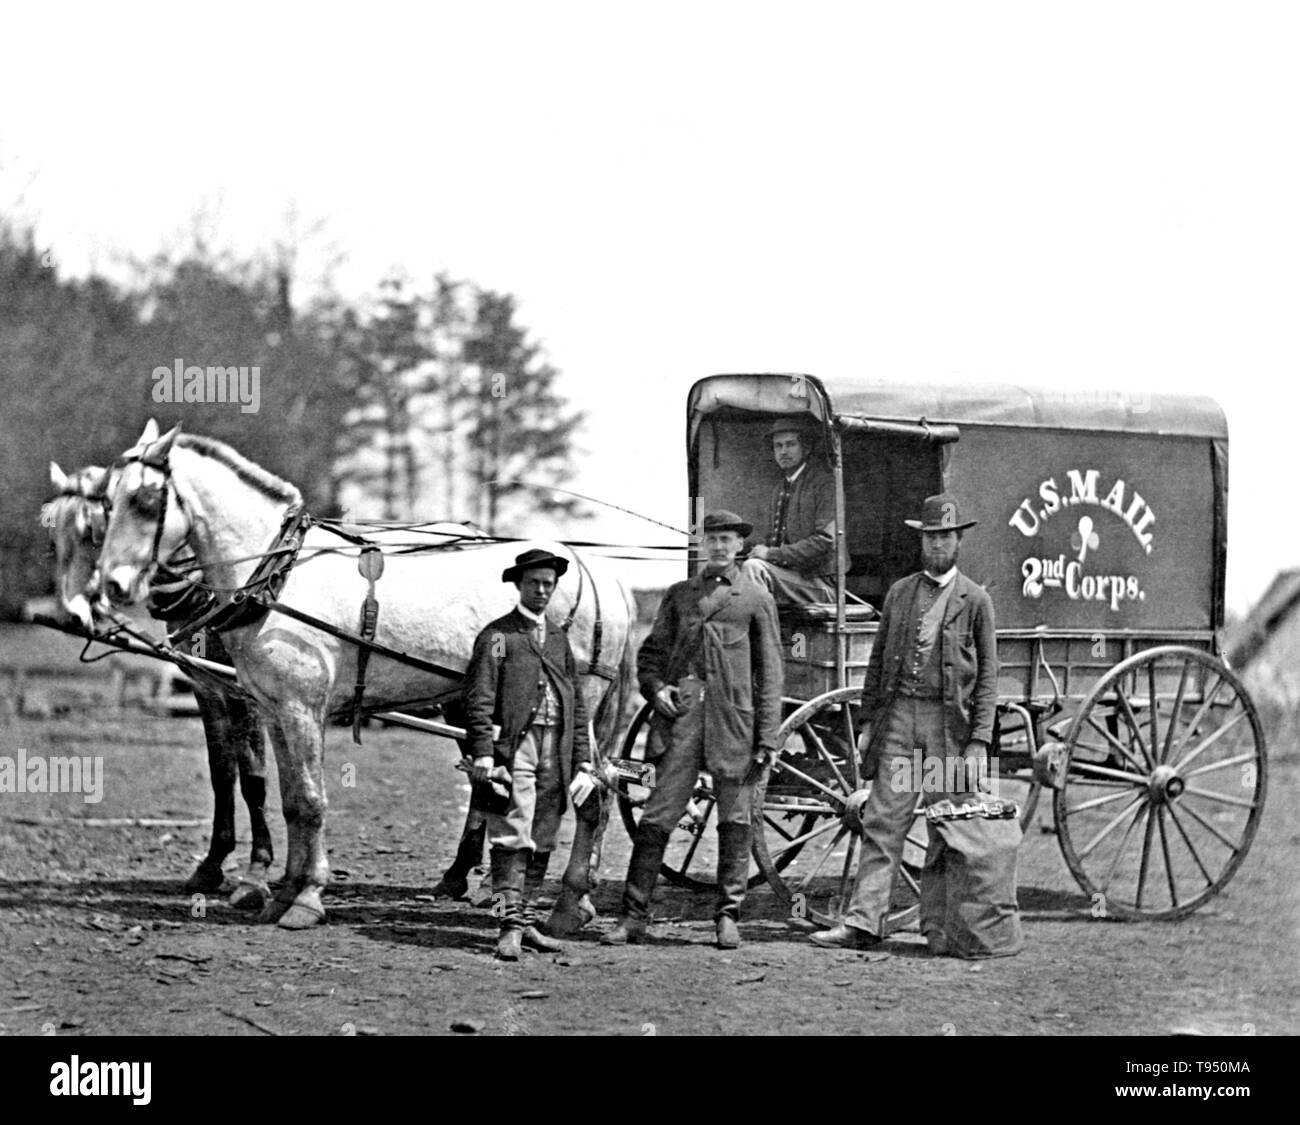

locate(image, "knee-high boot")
(521, 850), (562, 952)
(715, 822), (752, 949)
(601, 823), (669, 945)
(490, 846), (527, 961)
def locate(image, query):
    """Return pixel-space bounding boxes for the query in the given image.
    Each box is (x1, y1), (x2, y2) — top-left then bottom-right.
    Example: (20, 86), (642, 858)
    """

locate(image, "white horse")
(92, 421), (636, 930)
(43, 462), (275, 908)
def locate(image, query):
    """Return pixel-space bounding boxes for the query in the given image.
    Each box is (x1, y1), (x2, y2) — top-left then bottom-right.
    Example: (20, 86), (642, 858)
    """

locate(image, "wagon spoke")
(763, 800), (837, 816)
(1172, 710), (1248, 774)
(1134, 795), (1158, 909)
(836, 833), (859, 912)
(1164, 803), (1216, 887)
(772, 759), (848, 805)
(1166, 674), (1226, 766)
(1113, 684), (1153, 771)
(1098, 800), (1148, 894)
(1069, 760), (1149, 786)
(1083, 715), (1149, 777)
(802, 722), (851, 794)
(1175, 799), (1244, 851)
(1156, 806), (1179, 909)
(1161, 656), (1192, 763)
(1077, 792), (1147, 861)
(839, 706), (861, 789)
(762, 813), (800, 843)
(1065, 776), (1145, 789)
(1067, 787), (1143, 815)
(794, 825), (849, 894)
(766, 816), (841, 860)
(1182, 751), (1256, 779)
(897, 862), (921, 898)
(1181, 785), (1258, 811)
(1146, 660), (1160, 766)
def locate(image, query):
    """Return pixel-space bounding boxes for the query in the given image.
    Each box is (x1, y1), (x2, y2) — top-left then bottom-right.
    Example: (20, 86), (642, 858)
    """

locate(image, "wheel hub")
(1147, 764), (1185, 804)
(841, 788), (872, 835)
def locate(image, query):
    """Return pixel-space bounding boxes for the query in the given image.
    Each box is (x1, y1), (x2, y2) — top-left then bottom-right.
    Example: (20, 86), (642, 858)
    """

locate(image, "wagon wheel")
(1053, 645), (1267, 920)
(752, 688), (927, 933)
(614, 700), (767, 891)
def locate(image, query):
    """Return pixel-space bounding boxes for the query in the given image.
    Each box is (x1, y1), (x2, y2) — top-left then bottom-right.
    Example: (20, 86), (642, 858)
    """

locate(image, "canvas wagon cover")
(689, 374), (1229, 634)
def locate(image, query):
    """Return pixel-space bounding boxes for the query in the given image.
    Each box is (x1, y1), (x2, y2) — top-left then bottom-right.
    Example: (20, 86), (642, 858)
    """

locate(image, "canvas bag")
(919, 815), (1025, 958)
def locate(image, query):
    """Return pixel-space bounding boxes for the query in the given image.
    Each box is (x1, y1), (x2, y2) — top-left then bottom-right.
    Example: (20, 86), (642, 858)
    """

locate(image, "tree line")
(0, 219), (585, 618)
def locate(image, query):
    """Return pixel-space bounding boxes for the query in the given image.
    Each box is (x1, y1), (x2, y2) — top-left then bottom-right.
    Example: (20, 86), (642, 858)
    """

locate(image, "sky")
(3, 1), (1298, 612)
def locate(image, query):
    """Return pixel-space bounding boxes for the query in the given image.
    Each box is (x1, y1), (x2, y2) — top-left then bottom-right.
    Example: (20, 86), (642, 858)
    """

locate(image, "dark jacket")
(755, 461), (848, 579)
(860, 570), (999, 756)
(638, 566), (783, 780)
(464, 609), (590, 811)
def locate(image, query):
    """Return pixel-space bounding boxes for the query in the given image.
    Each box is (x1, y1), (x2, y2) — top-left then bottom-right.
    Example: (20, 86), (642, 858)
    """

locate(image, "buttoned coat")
(637, 567), (783, 781)
(464, 609), (590, 813)
(755, 460), (849, 579)
(860, 570), (999, 758)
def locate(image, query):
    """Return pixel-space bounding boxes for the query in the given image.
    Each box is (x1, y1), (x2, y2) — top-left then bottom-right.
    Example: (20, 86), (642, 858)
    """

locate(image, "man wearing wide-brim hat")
(809, 494), (1024, 959)
(602, 510), (783, 950)
(742, 417), (848, 606)
(462, 547), (598, 960)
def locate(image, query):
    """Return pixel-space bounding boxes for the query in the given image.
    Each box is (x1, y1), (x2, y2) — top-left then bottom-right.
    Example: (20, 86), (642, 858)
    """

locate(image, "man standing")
(602, 511), (783, 950)
(810, 495), (1021, 957)
(743, 418), (847, 606)
(464, 548), (599, 960)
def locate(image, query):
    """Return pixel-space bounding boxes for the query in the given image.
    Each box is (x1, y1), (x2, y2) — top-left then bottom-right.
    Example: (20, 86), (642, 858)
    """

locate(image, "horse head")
(93, 420), (190, 607)
(43, 461), (112, 630)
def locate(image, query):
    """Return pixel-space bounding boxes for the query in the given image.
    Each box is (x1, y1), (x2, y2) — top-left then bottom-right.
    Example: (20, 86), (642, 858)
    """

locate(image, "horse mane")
(176, 434), (303, 505)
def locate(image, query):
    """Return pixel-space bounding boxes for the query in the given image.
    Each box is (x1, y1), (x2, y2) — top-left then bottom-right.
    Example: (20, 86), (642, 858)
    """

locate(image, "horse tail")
(591, 587), (638, 761)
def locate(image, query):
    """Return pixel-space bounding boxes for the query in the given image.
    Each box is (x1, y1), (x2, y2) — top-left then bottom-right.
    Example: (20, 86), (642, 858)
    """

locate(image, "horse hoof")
(277, 902), (326, 929)
(258, 899), (292, 925)
(546, 909), (586, 937)
(184, 863), (227, 895)
(229, 880), (271, 911)
(548, 891), (598, 936)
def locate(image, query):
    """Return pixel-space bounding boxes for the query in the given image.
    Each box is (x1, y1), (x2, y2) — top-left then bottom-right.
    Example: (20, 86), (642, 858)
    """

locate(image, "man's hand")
(569, 768), (597, 808)
(653, 684), (681, 718)
(749, 544), (770, 561)
(469, 755), (495, 784)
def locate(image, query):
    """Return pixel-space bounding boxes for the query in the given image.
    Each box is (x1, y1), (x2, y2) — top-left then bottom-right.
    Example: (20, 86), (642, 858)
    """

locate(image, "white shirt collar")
(924, 566), (959, 588)
(516, 603), (546, 627)
(785, 461), (808, 485)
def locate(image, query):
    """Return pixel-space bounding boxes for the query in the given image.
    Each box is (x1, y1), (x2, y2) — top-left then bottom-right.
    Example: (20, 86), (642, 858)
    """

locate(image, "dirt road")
(2, 688), (1295, 1038)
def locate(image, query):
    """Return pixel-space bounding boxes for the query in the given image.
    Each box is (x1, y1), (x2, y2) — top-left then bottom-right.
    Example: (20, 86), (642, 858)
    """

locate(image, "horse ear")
(137, 419), (160, 445)
(50, 461), (69, 491)
(155, 424), (181, 455)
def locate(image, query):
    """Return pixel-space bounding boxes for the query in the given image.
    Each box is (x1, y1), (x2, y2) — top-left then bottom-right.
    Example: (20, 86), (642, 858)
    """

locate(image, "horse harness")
(107, 439), (616, 744)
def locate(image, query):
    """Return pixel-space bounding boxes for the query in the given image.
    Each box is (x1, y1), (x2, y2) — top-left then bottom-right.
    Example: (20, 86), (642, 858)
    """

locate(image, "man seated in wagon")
(742, 417), (848, 606)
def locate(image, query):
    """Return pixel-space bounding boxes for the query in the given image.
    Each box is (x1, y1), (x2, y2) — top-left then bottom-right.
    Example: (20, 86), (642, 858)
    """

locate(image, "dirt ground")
(1, 624), (1296, 1038)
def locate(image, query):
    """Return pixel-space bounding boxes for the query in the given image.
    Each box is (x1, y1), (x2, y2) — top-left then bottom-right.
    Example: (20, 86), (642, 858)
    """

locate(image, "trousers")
(485, 726), (563, 853)
(639, 679), (756, 833)
(741, 558), (835, 606)
(843, 695), (961, 935)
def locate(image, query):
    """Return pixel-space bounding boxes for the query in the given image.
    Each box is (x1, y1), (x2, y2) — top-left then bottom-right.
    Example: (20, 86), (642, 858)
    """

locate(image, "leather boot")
(490, 846), (526, 961)
(521, 850), (563, 952)
(432, 816), (487, 899)
(715, 822), (752, 949)
(601, 823), (668, 945)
